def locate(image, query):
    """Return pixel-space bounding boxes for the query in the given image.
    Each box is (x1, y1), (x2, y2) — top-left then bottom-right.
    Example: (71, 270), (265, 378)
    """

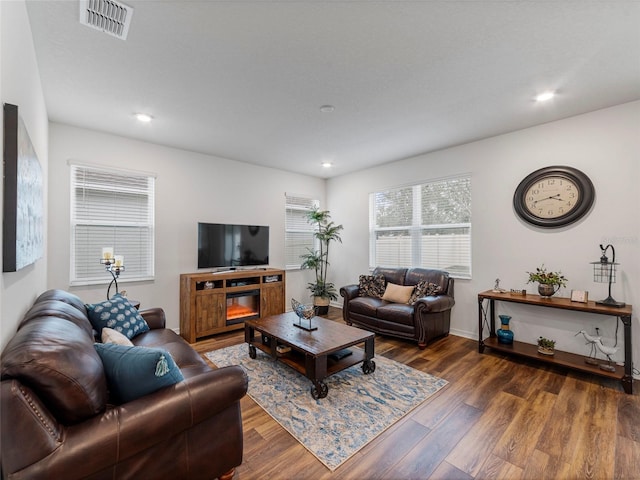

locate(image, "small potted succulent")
(527, 265), (568, 297)
(537, 336), (556, 356)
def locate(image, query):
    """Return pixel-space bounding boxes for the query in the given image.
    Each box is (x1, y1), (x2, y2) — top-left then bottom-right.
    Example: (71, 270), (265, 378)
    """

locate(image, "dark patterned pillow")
(358, 274), (386, 298)
(409, 281), (442, 305)
(86, 294), (150, 339)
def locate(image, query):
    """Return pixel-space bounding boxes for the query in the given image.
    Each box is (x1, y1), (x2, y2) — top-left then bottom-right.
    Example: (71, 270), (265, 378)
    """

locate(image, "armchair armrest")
(340, 284), (360, 302)
(415, 295), (455, 314)
(139, 307), (166, 329)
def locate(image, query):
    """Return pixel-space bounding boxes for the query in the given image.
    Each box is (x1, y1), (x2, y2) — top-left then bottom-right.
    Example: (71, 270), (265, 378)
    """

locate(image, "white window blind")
(369, 175), (471, 278)
(285, 193), (319, 270)
(70, 164), (155, 285)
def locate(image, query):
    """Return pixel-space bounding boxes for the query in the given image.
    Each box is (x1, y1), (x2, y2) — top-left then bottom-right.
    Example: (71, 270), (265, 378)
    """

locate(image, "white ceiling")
(26, 1), (640, 179)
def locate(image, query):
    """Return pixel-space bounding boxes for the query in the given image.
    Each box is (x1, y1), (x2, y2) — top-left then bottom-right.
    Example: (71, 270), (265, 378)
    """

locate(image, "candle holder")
(100, 253), (125, 300)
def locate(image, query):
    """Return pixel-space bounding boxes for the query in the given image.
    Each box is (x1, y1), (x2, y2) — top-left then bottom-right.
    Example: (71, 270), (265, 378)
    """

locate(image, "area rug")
(205, 344), (448, 471)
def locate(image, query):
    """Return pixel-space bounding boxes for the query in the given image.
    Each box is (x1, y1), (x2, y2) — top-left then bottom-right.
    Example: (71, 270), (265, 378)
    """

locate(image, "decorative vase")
(496, 315), (514, 344)
(537, 283), (558, 298)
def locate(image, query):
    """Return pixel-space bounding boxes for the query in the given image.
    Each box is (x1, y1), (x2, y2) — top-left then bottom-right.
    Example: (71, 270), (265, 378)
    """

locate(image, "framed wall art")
(3, 103), (44, 272)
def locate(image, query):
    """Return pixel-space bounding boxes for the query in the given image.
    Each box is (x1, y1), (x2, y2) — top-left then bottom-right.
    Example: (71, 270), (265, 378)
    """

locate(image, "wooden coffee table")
(244, 312), (376, 399)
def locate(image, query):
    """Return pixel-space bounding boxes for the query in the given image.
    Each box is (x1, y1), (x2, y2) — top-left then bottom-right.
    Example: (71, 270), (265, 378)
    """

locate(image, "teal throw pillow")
(94, 343), (184, 403)
(86, 294), (150, 339)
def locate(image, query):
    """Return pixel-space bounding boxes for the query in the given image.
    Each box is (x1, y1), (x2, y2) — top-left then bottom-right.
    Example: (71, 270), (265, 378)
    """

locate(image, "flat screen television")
(198, 222), (269, 269)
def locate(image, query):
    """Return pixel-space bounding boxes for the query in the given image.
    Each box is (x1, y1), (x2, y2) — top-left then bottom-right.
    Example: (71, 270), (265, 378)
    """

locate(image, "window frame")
(69, 162), (156, 286)
(284, 193), (319, 271)
(369, 175), (472, 279)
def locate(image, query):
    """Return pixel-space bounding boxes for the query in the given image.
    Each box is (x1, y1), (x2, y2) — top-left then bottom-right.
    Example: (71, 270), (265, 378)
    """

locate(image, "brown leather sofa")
(1, 289), (248, 480)
(340, 267), (455, 349)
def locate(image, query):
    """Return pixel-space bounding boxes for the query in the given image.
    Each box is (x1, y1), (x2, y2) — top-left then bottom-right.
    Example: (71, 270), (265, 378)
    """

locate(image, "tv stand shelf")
(180, 268), (285, 343)
(477, 290), (633, 394)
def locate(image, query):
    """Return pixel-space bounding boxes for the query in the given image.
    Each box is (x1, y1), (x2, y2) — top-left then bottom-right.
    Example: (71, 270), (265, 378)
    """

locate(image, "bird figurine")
(291, 298), (318, 331)
(575, 329), (601, 365)
(593, 338), (618, 372)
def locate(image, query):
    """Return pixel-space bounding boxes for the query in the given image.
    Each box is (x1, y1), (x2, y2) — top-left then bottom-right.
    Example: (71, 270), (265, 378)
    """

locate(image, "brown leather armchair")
(341, 267), (455, 349)
(1, 290), (248, 480)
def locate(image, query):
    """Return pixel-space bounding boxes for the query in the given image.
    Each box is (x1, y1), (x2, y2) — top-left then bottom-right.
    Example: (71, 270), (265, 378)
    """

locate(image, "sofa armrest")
(340, 284), (360, 302)
(139, 307), (166, 329)
(415, 295), (455, 313)
(2, 366), (248, 478)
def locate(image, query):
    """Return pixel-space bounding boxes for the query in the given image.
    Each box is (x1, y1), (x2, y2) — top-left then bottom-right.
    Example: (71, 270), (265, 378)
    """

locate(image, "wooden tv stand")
(180, 268), (285, 343)
(477, 290), (633, 393)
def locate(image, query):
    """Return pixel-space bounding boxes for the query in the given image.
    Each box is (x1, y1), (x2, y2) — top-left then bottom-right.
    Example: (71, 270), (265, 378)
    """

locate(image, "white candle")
(114, 255), (124, 267)
(102, 247), (114, 260)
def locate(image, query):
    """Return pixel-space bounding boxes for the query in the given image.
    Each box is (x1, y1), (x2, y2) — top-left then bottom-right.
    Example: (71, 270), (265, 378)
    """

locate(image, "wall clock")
(513, 166), (595, 228)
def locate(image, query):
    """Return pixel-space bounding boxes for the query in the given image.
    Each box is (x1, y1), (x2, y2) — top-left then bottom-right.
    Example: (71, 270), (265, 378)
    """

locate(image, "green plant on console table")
(537, 336), (556, 349)
(526, 265), (568, 287)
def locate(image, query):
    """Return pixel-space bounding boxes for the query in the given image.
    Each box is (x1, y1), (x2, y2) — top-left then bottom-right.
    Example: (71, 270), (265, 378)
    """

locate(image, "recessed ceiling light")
(134, 113), (153, 122)
(535, 91), (555, 102)
(319, 105), (335, 113)
(321, 162), (333, 168)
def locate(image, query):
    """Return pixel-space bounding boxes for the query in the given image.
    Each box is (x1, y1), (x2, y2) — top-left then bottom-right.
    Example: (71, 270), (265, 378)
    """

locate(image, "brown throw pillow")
(358, 274), (386, 298)
(409, 281), (442, 305)
(381, 283), (415, 304)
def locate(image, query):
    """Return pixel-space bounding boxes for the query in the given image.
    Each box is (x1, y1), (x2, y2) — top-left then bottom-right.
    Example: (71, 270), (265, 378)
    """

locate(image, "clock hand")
(533, 194), (562, 205)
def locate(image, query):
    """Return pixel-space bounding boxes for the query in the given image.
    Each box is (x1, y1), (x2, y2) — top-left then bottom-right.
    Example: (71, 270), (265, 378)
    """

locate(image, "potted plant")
(537, 336), (556, 356)
(526, 265), (568, 297)
(300, 207), (344, 314)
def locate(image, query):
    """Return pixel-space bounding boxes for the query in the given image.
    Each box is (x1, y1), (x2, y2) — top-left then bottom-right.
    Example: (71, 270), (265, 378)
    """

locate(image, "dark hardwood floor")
(193, 307), (640, 480)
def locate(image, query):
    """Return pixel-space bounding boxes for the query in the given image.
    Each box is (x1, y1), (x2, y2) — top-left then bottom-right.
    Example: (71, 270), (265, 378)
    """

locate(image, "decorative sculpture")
(593, 338), (618, 372)
(291, 298), (318, 331)
(575, 329), (601, 365)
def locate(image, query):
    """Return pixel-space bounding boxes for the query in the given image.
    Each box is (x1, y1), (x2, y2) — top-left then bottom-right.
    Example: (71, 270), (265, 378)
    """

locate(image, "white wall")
(47, 123), (326, 331)
(328, 101), (640, 372)
(0, 0), (49, 350)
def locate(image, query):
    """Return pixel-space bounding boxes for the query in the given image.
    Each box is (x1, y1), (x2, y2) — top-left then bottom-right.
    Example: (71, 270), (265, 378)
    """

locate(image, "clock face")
(524, 175), (580, 219)
(514, 166), (595, 228)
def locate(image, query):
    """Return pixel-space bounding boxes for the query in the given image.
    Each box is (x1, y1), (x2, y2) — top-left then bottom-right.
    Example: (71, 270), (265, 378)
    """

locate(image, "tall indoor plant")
(300, 207), (344, 314)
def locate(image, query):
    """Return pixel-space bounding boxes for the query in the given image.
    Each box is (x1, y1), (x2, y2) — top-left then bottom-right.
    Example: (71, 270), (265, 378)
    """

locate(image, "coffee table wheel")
(311, 381), (328, 399)
(362, 359), (376, 374)
(249, 345), (257, 359)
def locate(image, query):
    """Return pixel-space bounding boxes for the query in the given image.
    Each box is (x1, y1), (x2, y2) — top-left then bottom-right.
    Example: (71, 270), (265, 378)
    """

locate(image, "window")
(70, 164), (155, 285)
(369, 175), (471, 278)
(285, 193), (319, 270)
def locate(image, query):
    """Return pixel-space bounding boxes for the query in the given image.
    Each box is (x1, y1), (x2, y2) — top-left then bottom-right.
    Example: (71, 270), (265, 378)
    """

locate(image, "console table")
(477, 290), (633, 394)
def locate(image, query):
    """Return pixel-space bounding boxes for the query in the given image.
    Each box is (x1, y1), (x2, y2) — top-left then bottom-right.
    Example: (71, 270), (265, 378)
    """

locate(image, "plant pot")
(538, 284), (559, 298)
(313, 296), (330, 315)
(538, 346), (555, 356)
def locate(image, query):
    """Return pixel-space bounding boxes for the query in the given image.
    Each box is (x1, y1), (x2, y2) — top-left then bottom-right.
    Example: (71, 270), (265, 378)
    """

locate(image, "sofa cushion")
(94, 343), (184, 403)
(406, 268), (449, 294)
(101, 327), (134, 346)
(408, 281), (442, 305)
(35, 289), (88, 316)
(382, 283), (415, 304)
(376, 303), (415, 327)
(373, 267), (407, 286)
(349, 296), (385, 317)
(19, 300), (94, 339)
(86, 294), (150, 339)
(1, 317), (108, 424)
(358, 274), (386, 298)
(132, 329), (209, 370)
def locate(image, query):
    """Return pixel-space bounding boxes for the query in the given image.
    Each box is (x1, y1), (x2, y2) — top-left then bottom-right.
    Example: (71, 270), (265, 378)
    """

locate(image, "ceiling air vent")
(79, 0), (134, 40)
